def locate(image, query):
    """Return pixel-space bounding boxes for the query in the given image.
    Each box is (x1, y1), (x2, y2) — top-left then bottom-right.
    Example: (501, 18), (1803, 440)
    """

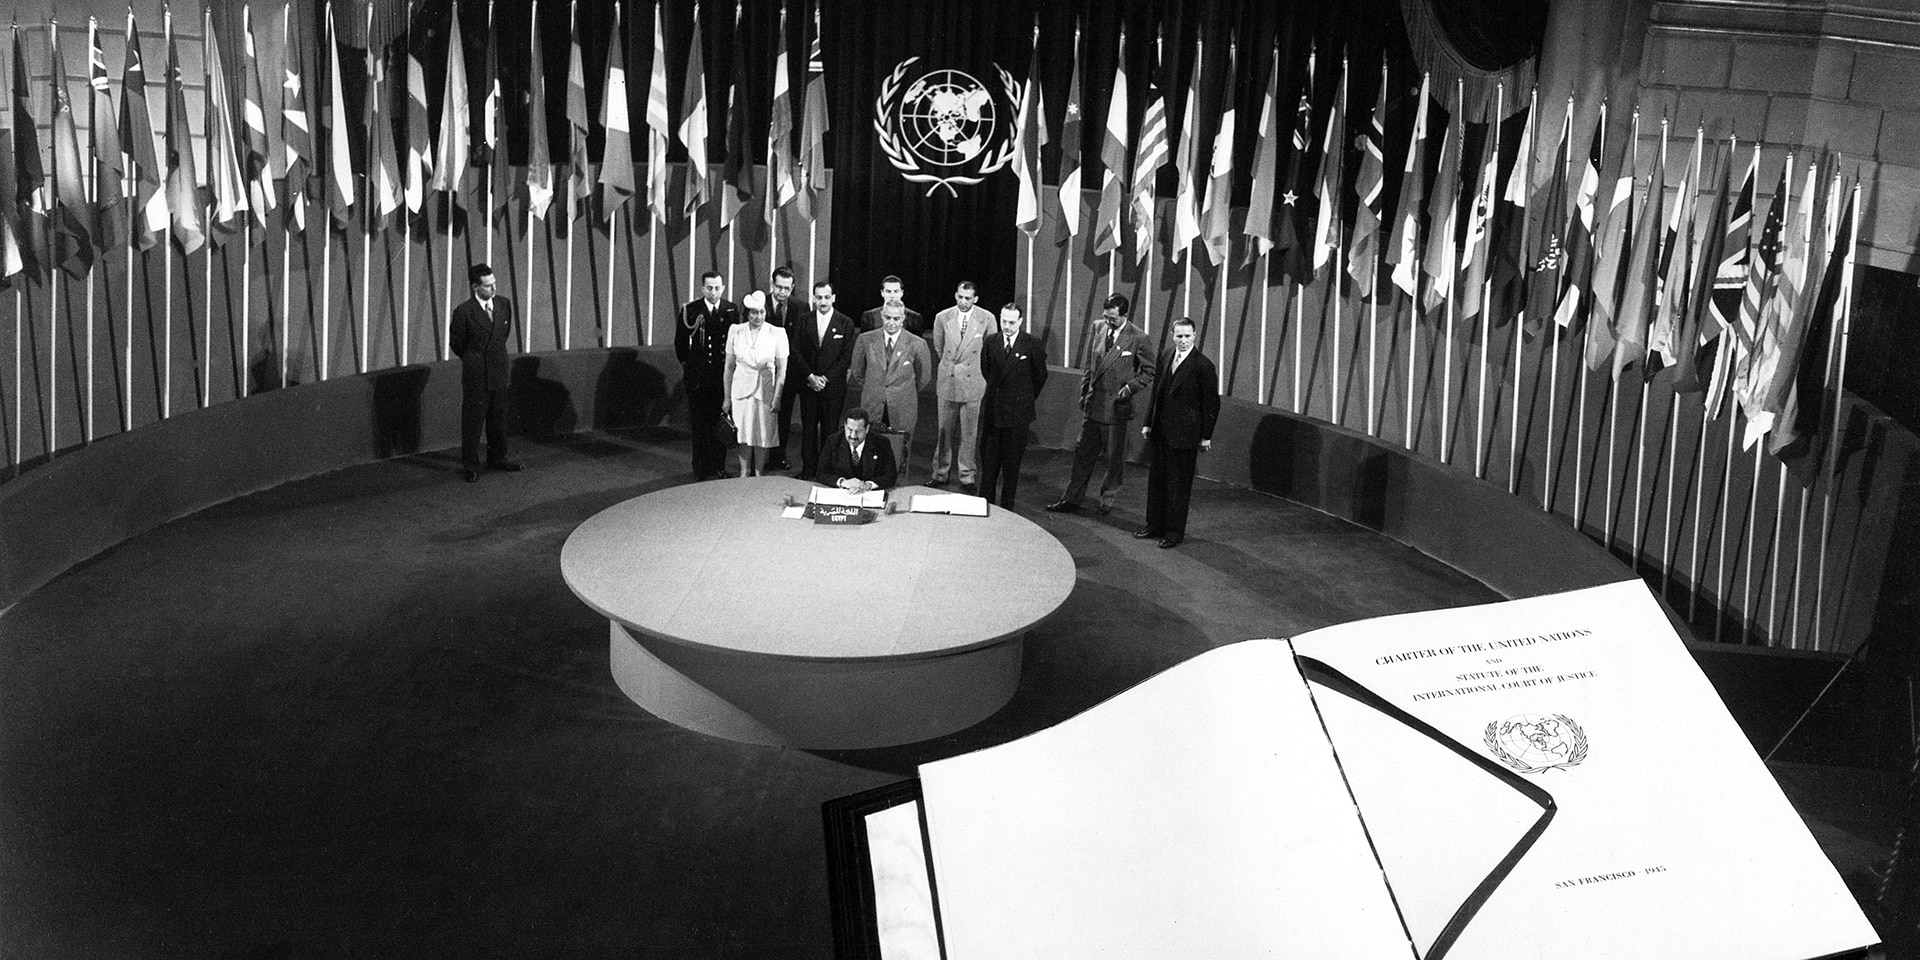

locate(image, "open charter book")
(821, 580), (1879, 960)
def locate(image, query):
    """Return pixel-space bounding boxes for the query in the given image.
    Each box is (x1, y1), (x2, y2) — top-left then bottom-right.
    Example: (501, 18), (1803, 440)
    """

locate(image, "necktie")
(1107, 328), (1117, 352)
(960, 313), (968, 337)
(1006, 336), (1015, 352)
(887, 335), (896, 354)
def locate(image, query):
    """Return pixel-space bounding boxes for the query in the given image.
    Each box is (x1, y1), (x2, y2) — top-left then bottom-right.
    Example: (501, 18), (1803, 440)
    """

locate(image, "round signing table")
(560, 475), (1078, 748)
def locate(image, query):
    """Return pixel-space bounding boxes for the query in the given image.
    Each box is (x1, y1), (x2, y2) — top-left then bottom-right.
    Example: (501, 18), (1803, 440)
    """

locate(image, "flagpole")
(1741, 440), (1763, 642)
(1332, 242), (1344, 426)
(281, 202), (294, 382)
(321, 213), (334, 377)
(11, 292), (20, 464)
(647, 214), (657, 345)
(605, 207), (618, 346)
(1406, 285), (1418, 444)
(485, 6), (496, 268)
(1293, 280), (1304, 413)
(564, 212), (576, 350)
(1688, 369), (1720, 623)
(442, 192), (456, 358)
(203, 198), (215, 403)
(50, 270), (61, 451)
(1545, 97), (1577, 509)
(1510, 88), (1538, 494)
(124, 217), (135, 430)
(1474, 84), (1504, 479)
(1813, 181), (1862, 650)
(1258, 255), (1269, 405)
(1028, 235), (1036, 325)
(523, 207), (537, 355)
(86, 16), (100, 440)
(1714, 404), (1739, 640)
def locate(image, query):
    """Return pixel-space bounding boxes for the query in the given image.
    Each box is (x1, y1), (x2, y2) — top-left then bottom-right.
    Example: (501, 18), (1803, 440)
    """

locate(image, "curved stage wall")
(4, 346), (1624, 611)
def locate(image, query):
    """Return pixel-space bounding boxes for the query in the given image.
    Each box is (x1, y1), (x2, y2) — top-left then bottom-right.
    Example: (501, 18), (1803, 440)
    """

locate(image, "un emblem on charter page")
(1485, 714), (1589, 774)
(873, 57), (1018, 197)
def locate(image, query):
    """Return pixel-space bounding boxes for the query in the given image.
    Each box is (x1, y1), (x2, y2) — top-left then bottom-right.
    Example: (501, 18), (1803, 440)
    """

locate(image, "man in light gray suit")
(928, 281), (995, 493)
(1047, 293), (1155, 516)
(848, 303), (933, 438)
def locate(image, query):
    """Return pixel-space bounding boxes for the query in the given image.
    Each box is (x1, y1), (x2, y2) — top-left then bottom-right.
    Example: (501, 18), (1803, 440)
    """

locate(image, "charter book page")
(916, 640), (1412, 960)
(1290, 580), (1879, 960)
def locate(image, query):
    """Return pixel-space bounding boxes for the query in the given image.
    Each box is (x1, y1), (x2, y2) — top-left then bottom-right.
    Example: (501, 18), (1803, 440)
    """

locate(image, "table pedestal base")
(608, 622), (1024, 749)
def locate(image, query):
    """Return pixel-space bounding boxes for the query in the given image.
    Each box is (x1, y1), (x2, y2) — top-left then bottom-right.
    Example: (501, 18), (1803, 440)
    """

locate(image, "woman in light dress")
(722, 290), (789, 477)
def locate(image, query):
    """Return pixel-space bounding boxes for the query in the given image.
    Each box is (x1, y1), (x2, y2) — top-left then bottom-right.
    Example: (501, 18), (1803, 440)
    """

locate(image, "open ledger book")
(825, 580), (1879, 960)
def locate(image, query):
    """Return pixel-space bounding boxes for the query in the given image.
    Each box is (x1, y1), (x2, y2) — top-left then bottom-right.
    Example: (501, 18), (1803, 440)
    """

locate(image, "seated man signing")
(819, 407), (898, 493)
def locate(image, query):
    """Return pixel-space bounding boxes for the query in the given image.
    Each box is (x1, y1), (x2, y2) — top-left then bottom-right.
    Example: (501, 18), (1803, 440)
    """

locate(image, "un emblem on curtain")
(872, 57), (1020, 197)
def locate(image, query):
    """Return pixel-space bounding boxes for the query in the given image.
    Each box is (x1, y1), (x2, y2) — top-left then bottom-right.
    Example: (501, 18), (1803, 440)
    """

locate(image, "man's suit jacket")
(1080, 321), (1156, 424)
(767, 296), (808, 330)
(860, 305), (927, 339)
(820, 435), (899, 490)
(848, 328), (932, 432)
(450, 296), (515, 393)
(980, 330), (1048, 429)
(932, 305), (994, 403)
(1143, 348), (1220, 450)
(790, 308), (857, 397)
(675, 298), (738, 374)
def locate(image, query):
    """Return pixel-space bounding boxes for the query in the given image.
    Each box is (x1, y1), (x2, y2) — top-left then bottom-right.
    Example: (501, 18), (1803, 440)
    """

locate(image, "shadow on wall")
(513, 357), (580, 438)
(592, 349), (673, 432)
(372, 366), (432, 458)
(1246, 414), (1392, 532)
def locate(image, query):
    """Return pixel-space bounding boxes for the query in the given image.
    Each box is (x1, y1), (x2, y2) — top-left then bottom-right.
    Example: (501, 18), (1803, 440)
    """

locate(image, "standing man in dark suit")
(978, 302), (1048, 509)
(450, 263), (520, 483)
(1047, 293), (1155, 515)
(765, 266), (809, 471)
(859, 275), (926, 338)
(790, 280), (857, 481)
(676, 271), (739, 480)
(1135, 318), (1219, 549)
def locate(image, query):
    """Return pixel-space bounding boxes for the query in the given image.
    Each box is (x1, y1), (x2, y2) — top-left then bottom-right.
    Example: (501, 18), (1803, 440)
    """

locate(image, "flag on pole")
(597, 1), (635, 218)
(1273, 42), (1315, 284)
(1553, 104), (1601, 329)
(1387, 73), (1429, 297)
(205, 7), (251, 244)
(1243, 39), (1281, 264)
(475, 2), (499, 170)
(720, 0), (752, 226)
(12, 25), (48, 280)
(404, 20), (432, 214)
(1346, 55), (1386, 297)
(1671, 143), (1732, 392)
(1771, 185), (1852, 468)
(1310, 54), (1347, 276)
(1704, 142), (1757, 418)
(1130, 30), (1170, 262)
(1090, 25), (1128, 256)
(1012, 20), (1047, 238)
(430, 0), (470, 197)
(678, 0), (708, 217)
(50, 19), (97, 277)
(645, 0), (670, 221)
(1524, 106), (1573, 332)
(564, 0), (591, 225)
(1488, 98), (1535, 323)
(364, 30), (403, 230)
(282, 2), (314, 231)
(1170, 34), (1204, 261)
(764, 3), (797, 225)
(242, 4), (279, 230)
(795, 2), (829, 222)
(1057, 21), (1083, 236)
(1419, 86), (1462, 314)
(1457, 93), (1502, 320)
(1648, 127), (1702, 371)
(1747, 159), (1832, 449)
(1585, 112), (1637, 369)
(324, 0), (354, 227)
(1611, 126), (1667, 379)
(163, 15), (204, 254)
(0, 112), (20, 286)
(121, 10), (165, 250)
(1731, 158), (1794, 430)
(1200, 35), (1236, 267)
(524, 0), (555, 220)
(88, 17), (126, 253)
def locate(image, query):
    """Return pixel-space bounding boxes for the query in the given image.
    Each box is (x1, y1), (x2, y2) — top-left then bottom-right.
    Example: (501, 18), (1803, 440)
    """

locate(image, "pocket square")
(1120, 350), (1132, 356)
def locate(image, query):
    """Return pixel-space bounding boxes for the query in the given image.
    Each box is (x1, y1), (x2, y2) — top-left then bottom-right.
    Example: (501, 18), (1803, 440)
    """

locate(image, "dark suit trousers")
(978, 424), (1030, 506)
(1062, 416), (1131, 506)
(461, 385), (510, 467)
(774, 378), (802, 462)
(798, 388), (846, 476)
(686, 367), (726, 476)
(1144, 436), (1200, 536)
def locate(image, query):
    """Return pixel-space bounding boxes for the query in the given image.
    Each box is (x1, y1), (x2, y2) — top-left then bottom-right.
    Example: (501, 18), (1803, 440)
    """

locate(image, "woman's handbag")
(715, 410), (738, 447)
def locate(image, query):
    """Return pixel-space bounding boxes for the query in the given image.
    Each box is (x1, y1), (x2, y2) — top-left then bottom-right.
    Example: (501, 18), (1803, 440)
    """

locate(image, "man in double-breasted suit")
(928, 280), (995, 492)
(789, 280), (857, 481)
(1136, 317), (1219, 549)
(858, 275), (927, 338)
(449, 263), (519, 483)
(765, 266), (810, 471)
(1047, 293), (1155, 515)
(978, 302), (1049, 509)
(675, 271), (740, 480)
(848, 303), (933, 437)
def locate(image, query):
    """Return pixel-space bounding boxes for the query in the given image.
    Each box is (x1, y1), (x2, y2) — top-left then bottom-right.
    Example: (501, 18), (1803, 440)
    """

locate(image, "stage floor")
(0, 427), (1902, 959)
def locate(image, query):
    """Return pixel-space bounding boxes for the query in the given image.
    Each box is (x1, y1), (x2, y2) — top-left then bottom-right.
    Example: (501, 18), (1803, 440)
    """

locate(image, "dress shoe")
(926, 476), (949, 488)
(959, 482), (978, 496)
(795, 471), (815, 482)
(1158, 533), (1184, 549)
(487, 460), (523, 472)
(765, 458), (790, 471)
(1095, 503), (1113, 516)
(1044, 500), (1080, 513)
(1132, 527), (1163, 540)
(463, 467), (480, 483)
